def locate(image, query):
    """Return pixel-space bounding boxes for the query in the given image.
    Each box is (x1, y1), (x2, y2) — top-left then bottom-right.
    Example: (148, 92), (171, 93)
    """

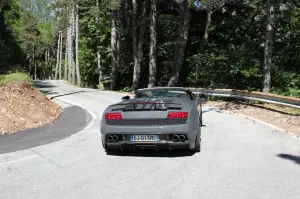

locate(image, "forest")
(0, 0), (299, 97)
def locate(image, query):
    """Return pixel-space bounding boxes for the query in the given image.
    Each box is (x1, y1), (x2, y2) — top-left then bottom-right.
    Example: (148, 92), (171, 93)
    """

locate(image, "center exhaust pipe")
(172, 135), (179, 142)
(107, 135), (113, 142)
(179, 135), (186, 142)
(112, 135), (119, 142)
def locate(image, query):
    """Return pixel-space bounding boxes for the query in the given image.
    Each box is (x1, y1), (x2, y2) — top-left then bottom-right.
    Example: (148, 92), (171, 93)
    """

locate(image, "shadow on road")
(33, 80), (58, 88)
(49, 91), (86, 100)
(36, 87), (87, 100)
(277, 154), (300, 165)
(106, 149), (197, 158)
(39, 89), (60, 96)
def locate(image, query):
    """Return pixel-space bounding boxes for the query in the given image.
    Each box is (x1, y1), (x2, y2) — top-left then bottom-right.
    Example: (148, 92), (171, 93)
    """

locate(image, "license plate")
(130, 135), (160, 142)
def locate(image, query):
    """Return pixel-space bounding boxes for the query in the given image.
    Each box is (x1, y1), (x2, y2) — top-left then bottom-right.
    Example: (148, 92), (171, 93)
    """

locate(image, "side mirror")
(199, 93), (207, 100)
(121, 95), (130, 100)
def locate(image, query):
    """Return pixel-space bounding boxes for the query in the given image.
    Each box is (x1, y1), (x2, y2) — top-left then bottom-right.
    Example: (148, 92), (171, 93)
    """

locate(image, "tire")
(200, 111), (203, 126)
(104, 143), (119, 154)
(102, 140), (105, 149)
(193, 125), (201, 152)
(105, 147), (119, 154)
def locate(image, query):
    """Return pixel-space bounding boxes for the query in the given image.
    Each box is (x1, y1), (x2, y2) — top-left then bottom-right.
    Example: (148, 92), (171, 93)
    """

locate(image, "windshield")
(135, 89), (193, 99)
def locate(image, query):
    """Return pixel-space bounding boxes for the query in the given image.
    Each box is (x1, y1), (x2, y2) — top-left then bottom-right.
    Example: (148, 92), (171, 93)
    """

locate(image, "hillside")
(0, 82), (60, 134)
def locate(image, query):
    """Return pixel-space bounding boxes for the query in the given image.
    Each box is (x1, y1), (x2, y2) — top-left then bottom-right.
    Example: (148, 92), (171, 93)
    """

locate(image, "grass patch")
(0, 72), (32, 85)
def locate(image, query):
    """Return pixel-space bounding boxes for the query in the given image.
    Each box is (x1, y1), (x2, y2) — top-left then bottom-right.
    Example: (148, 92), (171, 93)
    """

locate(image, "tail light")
(105, 112), (122, 120)
(168, 112), (188, 119)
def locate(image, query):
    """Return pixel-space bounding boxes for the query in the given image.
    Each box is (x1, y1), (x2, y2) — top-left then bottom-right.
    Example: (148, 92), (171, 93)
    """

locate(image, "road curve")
(0, 105), (91, 154)
(0, 80), (299, 199)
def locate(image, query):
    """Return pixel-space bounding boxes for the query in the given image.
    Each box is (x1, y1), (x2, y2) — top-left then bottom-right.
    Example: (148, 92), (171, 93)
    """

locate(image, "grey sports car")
(100, 87), (207, 153)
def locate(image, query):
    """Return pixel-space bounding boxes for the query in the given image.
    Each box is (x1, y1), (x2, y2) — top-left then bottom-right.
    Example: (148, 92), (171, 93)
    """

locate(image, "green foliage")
(272, 88), (300, 98)
(1, 0), (300, 99)
(120, 86), (132, 93)
(78, 1), (112, 88)
(0, 72), (31, 84)
(0, 0), (55, 77)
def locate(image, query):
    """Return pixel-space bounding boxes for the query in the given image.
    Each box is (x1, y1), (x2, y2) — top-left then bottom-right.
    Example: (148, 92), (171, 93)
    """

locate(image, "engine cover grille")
(106, 119), (187, 126)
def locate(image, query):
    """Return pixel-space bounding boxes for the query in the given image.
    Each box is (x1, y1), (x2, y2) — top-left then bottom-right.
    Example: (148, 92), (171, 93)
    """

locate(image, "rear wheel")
(105, 146), (119, 154)
(193, 125), (201, 152)
(200, 111), (203, 126)
(103, 142), (120, 154)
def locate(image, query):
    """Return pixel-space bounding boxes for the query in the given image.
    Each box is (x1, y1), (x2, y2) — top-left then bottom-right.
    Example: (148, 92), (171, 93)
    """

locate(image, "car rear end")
(100, 98), (199, 151)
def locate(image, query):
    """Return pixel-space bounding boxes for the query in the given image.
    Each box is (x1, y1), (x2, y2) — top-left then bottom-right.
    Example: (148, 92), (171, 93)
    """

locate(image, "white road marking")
(0, 155), (37, 166)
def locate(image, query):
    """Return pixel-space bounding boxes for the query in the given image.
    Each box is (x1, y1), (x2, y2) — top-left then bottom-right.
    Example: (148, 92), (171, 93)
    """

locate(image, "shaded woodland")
(0, 0), (299, 97)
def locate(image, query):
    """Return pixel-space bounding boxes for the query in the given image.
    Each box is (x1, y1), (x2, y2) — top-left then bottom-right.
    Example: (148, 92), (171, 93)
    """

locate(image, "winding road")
(0, 80), (299, 199)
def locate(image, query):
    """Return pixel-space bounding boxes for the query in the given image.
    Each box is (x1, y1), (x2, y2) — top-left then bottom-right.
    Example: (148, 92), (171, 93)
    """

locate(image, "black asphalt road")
(0, 105), (91, 154)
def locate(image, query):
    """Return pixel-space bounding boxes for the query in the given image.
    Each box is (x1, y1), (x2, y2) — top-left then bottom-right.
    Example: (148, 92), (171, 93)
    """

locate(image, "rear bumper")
(100, 124), (199, 151)
(104, 141), (193, 151)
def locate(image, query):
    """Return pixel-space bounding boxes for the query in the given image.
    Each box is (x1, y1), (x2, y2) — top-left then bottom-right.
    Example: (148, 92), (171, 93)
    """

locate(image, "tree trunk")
(67, 6), (75, 84)
(71, 6), (76, 85)
(96, 0), (104, 90)
(33, 49), (36, 80)
(97, 51), (104, 90)
(75, 4), (81, 86)
(45, 50), (47, 79)
(47, 50), (51, 79)
(44, 50), (49, 79)
(116, 23), (120, 78)
(262, 0), (275, 93)
(64, 36), (68, 80)
(55, 33), (61, 80)
(34, 62), (36, 80)
(131, 0), (138, 92)
(132, 0), (147, 92)
(31, 49), (33, 79)
(148, 0), (157, 88)
(59, 31), (63, 80)
(111, 10), (118, 90)
(29, 49), (32, 76)
(67, 8), (72, 82)
(167, 0), (190, 87)
(200, 10), (212, 52)
(38, 62), (41, 80)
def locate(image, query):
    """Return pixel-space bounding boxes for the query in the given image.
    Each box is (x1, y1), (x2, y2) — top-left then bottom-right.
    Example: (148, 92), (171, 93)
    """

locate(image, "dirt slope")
(0, 83), (60, 134)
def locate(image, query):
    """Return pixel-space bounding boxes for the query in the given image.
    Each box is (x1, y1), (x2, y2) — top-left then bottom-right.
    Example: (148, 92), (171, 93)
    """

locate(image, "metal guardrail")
(188, 88), (300, 109)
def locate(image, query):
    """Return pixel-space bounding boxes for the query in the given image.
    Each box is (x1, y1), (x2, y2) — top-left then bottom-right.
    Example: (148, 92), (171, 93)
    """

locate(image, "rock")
(1, 131), (10, 135)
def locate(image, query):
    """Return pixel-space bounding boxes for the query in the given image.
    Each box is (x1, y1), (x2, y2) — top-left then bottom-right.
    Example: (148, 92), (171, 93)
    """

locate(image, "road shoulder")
(0, 104), (91, 154)
(203, 101), (300, 139)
